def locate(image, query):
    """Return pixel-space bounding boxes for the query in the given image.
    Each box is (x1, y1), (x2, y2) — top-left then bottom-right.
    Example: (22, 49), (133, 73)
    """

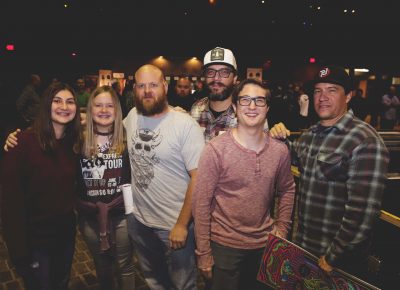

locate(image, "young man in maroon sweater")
(192, 78), (295, 290)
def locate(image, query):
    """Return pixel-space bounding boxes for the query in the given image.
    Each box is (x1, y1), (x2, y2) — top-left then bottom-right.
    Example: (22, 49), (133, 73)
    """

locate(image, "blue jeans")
(127, 214), (197, 290)
(79, 214), (136, 290)
(20, 221), (76, 290)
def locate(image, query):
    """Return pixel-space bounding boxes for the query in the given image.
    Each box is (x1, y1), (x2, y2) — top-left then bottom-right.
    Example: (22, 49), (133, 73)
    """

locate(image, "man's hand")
(318, 256), (333, 273)
(169, 223), (188, 250)
(80, 112), (87, 126)
(199, 267), (212, 280)
(274, 230), (284, 239)
(4, 129), (21, 152)
(270, 226), (285, 239)
(269, 122), (290, 140)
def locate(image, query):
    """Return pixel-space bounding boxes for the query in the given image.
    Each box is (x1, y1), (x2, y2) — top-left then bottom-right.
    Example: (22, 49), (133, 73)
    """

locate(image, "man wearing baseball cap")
(270, 65), (389, 285)
(191, 47), (268, 142)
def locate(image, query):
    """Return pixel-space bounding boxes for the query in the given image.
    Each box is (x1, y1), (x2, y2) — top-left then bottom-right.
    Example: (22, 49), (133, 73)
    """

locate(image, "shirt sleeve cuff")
(195, 249), (214, 269)
(274, 221), (290, 237)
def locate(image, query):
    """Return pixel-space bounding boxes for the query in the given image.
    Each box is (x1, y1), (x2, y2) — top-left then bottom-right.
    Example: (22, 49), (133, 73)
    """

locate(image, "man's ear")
(345, 91), (352, 104)
(233, 103), (237, 114)
(163, 80), (168, 94)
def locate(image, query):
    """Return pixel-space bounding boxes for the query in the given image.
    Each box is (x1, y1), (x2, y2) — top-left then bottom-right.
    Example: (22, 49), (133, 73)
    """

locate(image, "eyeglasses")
(204, 68), (233, 78)
(238, 96), (267, 107)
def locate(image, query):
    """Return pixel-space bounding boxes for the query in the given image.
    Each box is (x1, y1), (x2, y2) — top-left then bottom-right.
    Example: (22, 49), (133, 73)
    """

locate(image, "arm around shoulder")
(1, 132), (31, 262)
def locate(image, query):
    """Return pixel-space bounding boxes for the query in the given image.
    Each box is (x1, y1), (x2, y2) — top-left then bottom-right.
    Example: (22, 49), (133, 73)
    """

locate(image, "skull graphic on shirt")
(130, 128), (162, 191)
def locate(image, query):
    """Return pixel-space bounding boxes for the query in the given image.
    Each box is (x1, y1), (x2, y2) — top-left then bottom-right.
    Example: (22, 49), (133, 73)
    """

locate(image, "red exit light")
(6, 44), (15, 51)
(309, 57), (316, 63)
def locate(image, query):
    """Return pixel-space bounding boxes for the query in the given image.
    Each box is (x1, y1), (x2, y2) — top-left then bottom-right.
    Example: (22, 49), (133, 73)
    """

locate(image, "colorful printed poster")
(257, 234), (380, 290)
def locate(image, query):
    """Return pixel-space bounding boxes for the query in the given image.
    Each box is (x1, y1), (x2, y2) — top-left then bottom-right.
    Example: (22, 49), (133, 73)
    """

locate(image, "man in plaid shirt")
(191, 47), (268, 142)
(270, 65), (389, 284)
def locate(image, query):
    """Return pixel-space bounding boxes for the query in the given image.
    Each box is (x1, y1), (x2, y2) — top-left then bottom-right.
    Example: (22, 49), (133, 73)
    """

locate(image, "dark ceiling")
(2, 0), (400, 77)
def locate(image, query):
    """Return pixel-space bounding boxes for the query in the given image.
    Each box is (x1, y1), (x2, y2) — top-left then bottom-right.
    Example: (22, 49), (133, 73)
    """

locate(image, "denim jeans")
(20, 220), (76, 290)
(210, 242), (272, 290)
(127, 214), (197, 290)
(79, 214), (136, 290)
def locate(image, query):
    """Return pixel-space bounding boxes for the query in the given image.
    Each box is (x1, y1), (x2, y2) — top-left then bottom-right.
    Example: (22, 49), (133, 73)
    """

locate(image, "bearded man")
(124, 64), (205, 290)
(191, 47), (268, 142)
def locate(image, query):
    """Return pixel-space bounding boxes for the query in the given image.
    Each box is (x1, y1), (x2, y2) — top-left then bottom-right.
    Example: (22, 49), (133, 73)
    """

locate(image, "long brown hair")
(83, 85), (125, 158)
(33, 83), (82, 153)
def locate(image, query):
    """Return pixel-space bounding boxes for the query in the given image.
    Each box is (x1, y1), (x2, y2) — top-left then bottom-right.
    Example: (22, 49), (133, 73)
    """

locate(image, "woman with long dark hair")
(1, 83), (82, 290)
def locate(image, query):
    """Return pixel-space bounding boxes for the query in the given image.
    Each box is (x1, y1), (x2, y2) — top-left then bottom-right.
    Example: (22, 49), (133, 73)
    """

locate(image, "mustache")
(208, 81), (226, 88)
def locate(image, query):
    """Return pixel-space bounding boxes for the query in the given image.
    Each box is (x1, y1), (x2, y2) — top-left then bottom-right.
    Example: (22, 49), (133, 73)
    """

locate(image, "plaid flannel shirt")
(191, 97), (268, 142)
(292, 110), (389, 265)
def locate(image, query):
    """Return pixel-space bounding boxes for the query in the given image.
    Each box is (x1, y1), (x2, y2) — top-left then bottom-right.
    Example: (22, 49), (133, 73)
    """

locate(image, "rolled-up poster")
(121, 184), (134, 214)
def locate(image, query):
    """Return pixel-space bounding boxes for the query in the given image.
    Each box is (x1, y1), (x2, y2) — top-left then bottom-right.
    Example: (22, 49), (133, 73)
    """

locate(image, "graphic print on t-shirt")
(130, 128), (162, 192)
(82, 157), (107, 179)
(80, 153), (123, 198)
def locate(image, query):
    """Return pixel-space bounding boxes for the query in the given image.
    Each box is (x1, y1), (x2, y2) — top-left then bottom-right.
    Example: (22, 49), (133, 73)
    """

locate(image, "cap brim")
(203, 62), (237, 71)
(305, 78), (352, 93)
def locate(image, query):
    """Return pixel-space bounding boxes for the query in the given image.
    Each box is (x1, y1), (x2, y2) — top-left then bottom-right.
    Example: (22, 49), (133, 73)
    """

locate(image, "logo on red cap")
(319, 68), (330, 78)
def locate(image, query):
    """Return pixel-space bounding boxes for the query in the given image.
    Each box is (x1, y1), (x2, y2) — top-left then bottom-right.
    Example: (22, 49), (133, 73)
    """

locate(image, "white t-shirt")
(123, 108), (205, 230)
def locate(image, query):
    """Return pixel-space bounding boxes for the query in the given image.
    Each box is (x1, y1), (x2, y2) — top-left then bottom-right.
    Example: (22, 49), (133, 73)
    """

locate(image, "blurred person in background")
(380, 85), (400, 130)
(75, 78), (91, 110)
(169, 76), (197, 112)
(16, 74), (42, 129)
(349, 88), (369, 122)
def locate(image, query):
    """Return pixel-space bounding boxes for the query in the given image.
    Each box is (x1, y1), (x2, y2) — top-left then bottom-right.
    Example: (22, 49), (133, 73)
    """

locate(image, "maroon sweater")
(1, 130), (77, 262)
(193, 130), (295, 269)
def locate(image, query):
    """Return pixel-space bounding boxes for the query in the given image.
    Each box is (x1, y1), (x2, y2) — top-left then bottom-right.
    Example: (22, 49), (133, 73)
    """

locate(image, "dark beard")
(135, 95), (168, 116)
(206, 82), (234, 101)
